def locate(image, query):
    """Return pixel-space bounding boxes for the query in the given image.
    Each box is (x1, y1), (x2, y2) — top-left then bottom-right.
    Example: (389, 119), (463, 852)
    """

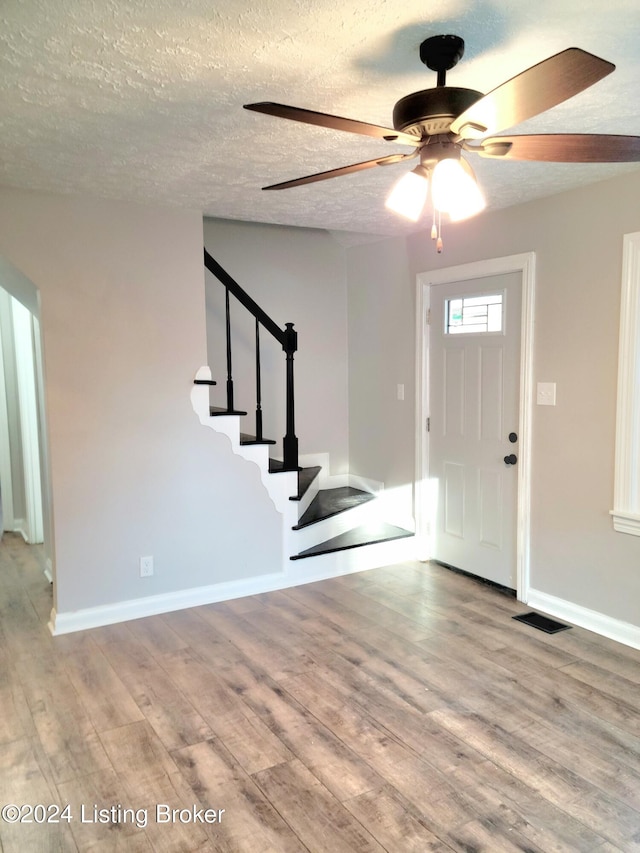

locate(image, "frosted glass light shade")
(432, 158), (485, 221)
(385, 169), (429, 221)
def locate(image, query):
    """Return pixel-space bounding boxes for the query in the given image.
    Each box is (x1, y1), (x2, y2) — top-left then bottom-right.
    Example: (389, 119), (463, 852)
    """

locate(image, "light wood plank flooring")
(1, 532), (639, 852)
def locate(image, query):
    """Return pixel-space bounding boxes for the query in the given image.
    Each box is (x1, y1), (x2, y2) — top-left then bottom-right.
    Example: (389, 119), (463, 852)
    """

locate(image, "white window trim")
(611, 231), (640, 535)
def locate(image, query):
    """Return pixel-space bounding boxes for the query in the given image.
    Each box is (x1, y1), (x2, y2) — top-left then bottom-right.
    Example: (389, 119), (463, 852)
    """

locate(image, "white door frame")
(415, 252), (536, 601)
(0, 319), (14, 533)
(12, 299), (44, 544)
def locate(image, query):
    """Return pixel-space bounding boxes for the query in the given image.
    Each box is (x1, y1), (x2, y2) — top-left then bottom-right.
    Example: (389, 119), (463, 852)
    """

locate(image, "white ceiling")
(2, 0), (639, 238)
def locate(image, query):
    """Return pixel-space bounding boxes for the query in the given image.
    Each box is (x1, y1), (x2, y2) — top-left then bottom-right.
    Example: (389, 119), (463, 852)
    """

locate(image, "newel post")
(282, 322), (298, 471)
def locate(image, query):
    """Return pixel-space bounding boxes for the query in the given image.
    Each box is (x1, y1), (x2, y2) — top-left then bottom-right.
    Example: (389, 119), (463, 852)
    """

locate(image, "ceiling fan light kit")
(385, 144), (486, 249)
(433, 157), (486, 221)
(385, 166), (429, 222)
(245, 33), (640, 251)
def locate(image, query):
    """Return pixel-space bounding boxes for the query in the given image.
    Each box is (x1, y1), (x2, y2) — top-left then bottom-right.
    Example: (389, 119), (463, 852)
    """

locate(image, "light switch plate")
(537, 382), (557, 406)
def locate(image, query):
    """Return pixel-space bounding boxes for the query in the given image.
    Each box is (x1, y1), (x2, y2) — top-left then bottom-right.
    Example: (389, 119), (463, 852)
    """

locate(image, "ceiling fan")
(244, 35), (640, 247)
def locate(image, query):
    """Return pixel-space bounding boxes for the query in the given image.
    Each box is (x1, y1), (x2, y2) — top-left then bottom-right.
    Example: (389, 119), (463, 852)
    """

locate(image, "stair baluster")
(224, 287), (235, 412)
(255, 319), (263, 441)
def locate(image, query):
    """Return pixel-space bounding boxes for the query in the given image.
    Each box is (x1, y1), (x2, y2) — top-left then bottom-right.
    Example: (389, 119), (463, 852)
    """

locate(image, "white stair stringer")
(191, 366), (416, 583)
(191, 366), (297, 517)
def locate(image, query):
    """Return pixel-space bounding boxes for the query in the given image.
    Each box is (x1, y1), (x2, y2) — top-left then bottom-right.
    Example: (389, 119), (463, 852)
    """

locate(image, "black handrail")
(204, 248), (298, 471)
(205, 250), (284, 344)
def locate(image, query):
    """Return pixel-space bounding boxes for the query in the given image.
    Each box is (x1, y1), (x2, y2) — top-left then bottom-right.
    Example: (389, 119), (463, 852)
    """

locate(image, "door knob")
(504, 454), (517, 465)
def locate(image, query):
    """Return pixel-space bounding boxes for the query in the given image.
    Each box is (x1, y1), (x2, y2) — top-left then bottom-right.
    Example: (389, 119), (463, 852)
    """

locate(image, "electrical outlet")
(139, 555), (154, 577)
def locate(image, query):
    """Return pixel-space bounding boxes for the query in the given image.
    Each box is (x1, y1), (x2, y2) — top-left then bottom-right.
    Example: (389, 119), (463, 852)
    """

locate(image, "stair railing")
(204, 249), (299, 471)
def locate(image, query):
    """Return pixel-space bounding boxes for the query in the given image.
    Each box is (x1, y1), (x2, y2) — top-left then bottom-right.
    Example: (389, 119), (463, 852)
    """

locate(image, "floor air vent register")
(513, 612), (572, 634)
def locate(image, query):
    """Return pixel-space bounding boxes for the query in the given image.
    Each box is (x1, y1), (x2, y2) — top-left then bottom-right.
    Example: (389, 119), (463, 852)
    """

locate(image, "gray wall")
(346, 168), (640, 628)
(0, 188), (282, 617)
(203, 218), (349, 474)
(347, 236), (415, 521)
(3, 167), (639, 631)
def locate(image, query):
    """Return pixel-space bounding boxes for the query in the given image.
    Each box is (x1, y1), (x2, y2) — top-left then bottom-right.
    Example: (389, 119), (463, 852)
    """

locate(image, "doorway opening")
(0, 256), (53, 587)
(415, 253), (535, 602)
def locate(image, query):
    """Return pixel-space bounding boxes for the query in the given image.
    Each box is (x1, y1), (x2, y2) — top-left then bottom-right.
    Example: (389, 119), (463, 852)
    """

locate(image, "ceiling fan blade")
(451, 48), (615, 140)
(244, 102), (421, 147)
(475, 134), (640, 162)
(262, 153), (416, 190)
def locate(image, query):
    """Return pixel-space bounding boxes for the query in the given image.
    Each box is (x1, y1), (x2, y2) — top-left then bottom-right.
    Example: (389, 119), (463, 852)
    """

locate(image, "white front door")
(429, 272), (521, 588)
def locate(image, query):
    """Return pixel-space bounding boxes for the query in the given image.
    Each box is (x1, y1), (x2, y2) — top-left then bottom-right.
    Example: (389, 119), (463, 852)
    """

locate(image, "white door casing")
(415, 253), (535, 601)
(11, 298), (44, 544)
(0, 317), (13, 535)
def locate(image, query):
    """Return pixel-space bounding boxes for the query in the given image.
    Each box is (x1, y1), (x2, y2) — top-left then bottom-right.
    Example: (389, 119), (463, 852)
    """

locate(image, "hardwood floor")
(1, 532), (639, 852)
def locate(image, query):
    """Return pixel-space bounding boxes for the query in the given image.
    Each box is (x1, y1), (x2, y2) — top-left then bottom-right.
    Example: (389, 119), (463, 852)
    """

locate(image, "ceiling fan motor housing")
(392, 87), (484, 137)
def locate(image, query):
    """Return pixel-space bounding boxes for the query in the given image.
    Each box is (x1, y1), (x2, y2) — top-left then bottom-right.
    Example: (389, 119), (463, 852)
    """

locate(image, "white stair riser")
(295, 474), (321, 517)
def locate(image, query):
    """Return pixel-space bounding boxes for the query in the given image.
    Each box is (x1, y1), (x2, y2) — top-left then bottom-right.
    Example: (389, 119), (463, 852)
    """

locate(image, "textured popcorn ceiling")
(1, 0), (639, 236)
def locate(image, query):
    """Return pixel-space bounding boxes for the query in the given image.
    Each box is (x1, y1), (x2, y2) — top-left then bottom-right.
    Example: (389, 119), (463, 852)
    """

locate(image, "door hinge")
(426, 308), (431, 325)
(426, 417), (430, 432)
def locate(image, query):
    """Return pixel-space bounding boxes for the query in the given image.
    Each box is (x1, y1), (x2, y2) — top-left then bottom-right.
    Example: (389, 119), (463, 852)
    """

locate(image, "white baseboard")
(11, 519), (28, 542)
(49, 571), (288, 635)
(49, 534), (415, 636)
(347, 473), (384, 495)
(526, 588), (640, 651)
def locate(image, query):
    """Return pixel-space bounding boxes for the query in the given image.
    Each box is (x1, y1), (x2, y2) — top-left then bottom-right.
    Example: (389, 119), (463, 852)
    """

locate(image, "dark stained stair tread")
(210, 405), (248, 416)
(269, 458), (301, 473)
(290, 523), (414, 560)
(240, 433), (277, 446)
(293, 487), (375, 529)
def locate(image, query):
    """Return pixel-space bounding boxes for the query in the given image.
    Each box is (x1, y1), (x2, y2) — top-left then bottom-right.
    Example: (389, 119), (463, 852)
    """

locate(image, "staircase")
(197, 250), (415, 586)
(192, 368), (415, 580)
